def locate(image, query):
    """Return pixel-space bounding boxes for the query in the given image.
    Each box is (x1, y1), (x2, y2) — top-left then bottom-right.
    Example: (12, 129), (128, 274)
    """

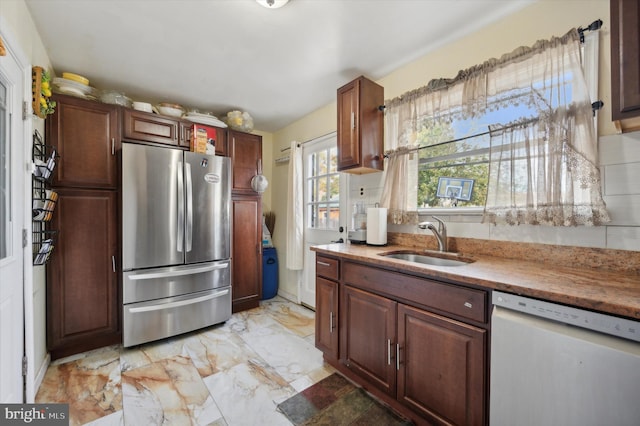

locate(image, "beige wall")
(269, 1), (630, 299)
(1, 0), (51, 69)
(1, 0), (53, 400)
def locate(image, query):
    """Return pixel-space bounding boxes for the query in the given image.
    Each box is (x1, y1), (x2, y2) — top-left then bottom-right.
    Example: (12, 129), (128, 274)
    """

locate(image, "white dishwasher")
(490, 291), (640, 426)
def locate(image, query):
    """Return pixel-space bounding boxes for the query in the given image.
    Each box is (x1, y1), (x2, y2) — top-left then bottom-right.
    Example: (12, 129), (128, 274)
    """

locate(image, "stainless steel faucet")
(418, 216), (448, 252)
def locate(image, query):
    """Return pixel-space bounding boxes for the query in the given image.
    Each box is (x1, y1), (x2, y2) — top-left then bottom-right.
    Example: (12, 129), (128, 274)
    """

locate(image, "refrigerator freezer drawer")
(123, 287), (231, 347)
(123, 261), (230, 304)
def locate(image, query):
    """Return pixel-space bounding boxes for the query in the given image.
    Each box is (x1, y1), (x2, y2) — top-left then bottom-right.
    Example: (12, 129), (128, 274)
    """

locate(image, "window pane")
(307, 178), (316, 203)
(318, 204), (328, 228)
(329, 147), (338, 173)
(329, 174), (340, 201)
(417, 121), (489, 208)
(305, 137), (342, 230)
(415, 88), (542, 209)
(318, 176), (327, 202)
(318, 150), (327, 175)
(327, 203), (340, 229)
(308, 204), (318, 228)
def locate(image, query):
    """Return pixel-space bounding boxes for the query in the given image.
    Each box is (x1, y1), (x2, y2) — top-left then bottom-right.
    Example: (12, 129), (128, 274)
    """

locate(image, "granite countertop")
(311, 243), (640, 320)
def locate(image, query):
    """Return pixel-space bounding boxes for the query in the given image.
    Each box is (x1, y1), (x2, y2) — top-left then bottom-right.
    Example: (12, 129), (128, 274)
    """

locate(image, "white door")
(0, 38), (26, 402)
(299, 133), (348, 308)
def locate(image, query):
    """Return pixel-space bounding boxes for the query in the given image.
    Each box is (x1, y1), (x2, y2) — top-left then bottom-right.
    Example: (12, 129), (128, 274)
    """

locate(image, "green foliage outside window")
(416, 119), (489, 209)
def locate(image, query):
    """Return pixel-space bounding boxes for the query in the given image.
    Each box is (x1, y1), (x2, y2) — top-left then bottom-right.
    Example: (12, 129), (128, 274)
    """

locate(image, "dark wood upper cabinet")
(230, 130), (262, 193)
(337, 76), (384, 174)
(122, 109), (181, 146)
(611, 0), (640, 124)
(47, 94), (119, 189)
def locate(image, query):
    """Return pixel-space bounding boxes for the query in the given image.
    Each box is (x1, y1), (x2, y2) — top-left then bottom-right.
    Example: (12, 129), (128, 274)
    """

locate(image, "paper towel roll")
(366, 207), (388, 245)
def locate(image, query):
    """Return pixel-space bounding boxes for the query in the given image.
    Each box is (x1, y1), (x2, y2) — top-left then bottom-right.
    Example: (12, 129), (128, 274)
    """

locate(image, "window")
(417, 97), (541, 209)
(417, 116), (489, 209)
(306, 146), (340, 229)
(382, 28), (609, 226)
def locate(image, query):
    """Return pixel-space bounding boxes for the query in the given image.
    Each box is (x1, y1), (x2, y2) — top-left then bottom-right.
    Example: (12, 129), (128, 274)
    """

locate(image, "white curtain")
(380, 146), (418, 224)
(485, 111), (610, 226)
(286, 141), (304, 270)
(379, 100), (419, 224)
(381, 28), (609, 227)
(482, 30), (610, 226)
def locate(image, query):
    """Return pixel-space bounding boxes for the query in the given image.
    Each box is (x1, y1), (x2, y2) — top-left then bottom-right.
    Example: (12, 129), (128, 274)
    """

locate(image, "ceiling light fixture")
(256, 0), (289, 9)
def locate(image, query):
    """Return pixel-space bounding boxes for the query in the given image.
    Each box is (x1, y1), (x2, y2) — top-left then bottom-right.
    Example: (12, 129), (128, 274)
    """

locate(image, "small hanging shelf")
(31, 66), (55, 118)
(32, 130), (59, 265)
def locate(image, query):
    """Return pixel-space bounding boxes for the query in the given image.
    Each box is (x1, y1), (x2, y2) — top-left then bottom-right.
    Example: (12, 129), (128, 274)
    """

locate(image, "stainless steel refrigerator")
(121, 143), (231, 347)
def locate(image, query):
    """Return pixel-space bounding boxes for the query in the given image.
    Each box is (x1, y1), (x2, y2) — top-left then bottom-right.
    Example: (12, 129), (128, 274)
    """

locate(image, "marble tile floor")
(35, 297), (336, 426)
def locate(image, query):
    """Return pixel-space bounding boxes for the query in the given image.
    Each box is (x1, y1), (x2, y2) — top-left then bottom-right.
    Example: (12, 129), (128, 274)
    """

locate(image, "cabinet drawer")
(343, 261), (487, 323)
(316, 255), (339, 280)
(123, 109), (180, 146)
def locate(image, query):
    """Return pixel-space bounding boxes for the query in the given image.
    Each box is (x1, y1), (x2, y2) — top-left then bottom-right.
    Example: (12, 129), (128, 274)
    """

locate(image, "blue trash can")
(262, 247), (278, 300)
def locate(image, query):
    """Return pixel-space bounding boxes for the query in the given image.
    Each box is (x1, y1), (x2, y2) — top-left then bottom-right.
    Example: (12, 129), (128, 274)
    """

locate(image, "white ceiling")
(25, 0), (532, 132)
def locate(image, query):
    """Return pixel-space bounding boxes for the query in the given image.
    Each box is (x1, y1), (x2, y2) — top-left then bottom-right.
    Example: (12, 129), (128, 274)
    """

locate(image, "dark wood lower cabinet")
(231, 195), (262, 312)
(340, 284), (486, 425)
(47, 188), (120, 360)
(315, 276), (339, 360)
(316, 256), (489, 425)
(342, 285), (397, 396)
(397, 304), (486, 425)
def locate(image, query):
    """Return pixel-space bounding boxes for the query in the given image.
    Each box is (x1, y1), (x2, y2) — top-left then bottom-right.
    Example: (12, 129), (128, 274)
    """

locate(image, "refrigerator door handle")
(185, 161), (193, 252)
(128, 289), (230, 313)
(177, 160), (184, 252)
(127, 262), (230, 280)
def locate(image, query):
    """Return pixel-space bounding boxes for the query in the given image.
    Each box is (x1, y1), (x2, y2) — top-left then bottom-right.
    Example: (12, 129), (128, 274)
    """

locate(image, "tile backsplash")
(388, 232), (640, 275)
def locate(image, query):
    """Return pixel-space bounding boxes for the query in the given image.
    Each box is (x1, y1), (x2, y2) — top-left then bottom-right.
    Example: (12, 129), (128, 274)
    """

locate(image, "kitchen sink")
(379, 250), (474, 267)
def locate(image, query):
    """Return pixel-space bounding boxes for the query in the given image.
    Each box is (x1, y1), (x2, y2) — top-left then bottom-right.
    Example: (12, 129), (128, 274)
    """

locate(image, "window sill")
(418, 207), (484, 217)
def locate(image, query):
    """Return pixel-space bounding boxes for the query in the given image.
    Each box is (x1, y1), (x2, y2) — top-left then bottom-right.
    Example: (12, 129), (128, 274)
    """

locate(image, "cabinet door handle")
(351, 112), (355, 130)
(112, 255), (116, 272)
(329, 312), (334, 333)
(317, 261), (331, 267)
(111, 138), (115, 156)
(396, 344), (401, 371)
(185, 162), (193, 251)
(176, 161), (184, 251)
(387, 339), (392, 365)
